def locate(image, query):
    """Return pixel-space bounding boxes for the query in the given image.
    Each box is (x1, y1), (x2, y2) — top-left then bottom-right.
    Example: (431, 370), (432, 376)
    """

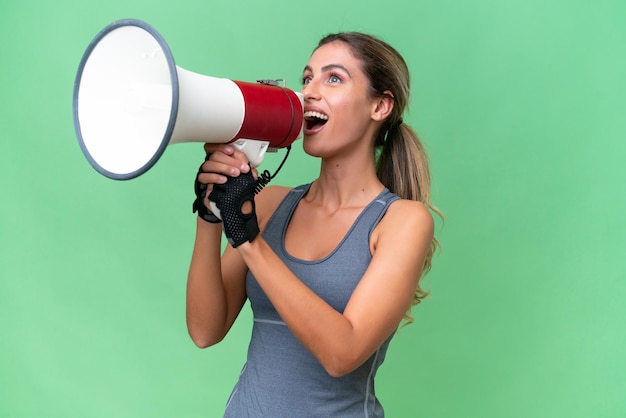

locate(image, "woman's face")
(301, 41), (380, 158)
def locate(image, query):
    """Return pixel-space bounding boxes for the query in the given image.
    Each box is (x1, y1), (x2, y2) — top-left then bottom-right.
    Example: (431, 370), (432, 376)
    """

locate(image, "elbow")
(189, 332), (223, 349)
(325, 366), (351, 379)
(324, 362), (359, 379)
(190, 336), (211, 349)
(187, 325), (226, 349)
(321, 352), (363, 378)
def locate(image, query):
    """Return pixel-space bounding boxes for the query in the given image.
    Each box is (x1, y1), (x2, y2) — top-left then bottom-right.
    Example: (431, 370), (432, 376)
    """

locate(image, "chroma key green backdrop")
(1, 0), (625, 417)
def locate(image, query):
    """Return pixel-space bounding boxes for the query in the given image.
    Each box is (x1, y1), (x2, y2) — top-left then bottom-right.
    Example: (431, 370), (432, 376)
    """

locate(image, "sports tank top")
(223, 184), (400, 418)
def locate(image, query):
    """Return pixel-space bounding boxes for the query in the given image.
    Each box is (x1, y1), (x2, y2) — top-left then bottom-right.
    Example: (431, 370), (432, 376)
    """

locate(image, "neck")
(308, 151), (384, 211)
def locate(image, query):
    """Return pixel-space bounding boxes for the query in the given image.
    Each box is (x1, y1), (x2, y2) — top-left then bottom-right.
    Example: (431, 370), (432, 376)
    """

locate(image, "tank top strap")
(262, 184), (311, 248)
(345, 188), (400, 245)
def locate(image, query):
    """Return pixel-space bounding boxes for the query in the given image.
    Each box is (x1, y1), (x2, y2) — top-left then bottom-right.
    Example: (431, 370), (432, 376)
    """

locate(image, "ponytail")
(376, 121), (442, 311)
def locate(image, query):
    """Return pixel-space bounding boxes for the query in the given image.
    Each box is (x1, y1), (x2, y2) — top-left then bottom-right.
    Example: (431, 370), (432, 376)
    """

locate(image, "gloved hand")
(192, 154), (222, 224)
(209, 169), (260, 248)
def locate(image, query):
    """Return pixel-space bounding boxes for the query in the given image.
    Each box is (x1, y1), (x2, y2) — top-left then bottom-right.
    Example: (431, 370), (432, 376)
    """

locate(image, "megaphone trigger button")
(257, 79), (279, 86)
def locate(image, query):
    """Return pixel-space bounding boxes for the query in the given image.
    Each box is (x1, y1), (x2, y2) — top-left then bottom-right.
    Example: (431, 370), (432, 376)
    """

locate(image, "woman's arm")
(186, 219), (249, 347)
(185, 144), (254, 348)
(185, 144), (290, 348)
(236, 199), (434, 377)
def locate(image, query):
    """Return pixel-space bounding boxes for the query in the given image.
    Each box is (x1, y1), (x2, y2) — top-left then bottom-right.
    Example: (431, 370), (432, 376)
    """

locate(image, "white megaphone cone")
(73, 19), (303, 180)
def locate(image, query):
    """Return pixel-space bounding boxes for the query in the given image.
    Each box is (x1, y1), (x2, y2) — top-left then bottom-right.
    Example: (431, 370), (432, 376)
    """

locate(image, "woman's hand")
(193, 144), (258, 222)
(199, 144), (259, 247)
(197, 144), (257, 210)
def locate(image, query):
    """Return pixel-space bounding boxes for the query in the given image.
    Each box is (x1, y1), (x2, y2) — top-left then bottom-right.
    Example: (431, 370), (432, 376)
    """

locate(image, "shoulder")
(386, 198), (434, 237)
(387, 198), (433, 225)
(255, 185), (293, 228)
(371, 198), (434, 253)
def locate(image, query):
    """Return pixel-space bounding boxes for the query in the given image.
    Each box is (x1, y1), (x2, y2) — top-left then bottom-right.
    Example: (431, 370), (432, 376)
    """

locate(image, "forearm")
(238, 238), (369, 377)
(186, 218), (232, 347)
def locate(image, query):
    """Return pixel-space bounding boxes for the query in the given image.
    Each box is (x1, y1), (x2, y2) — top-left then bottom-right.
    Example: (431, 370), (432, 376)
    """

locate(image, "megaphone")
(73, 19), (303, 180)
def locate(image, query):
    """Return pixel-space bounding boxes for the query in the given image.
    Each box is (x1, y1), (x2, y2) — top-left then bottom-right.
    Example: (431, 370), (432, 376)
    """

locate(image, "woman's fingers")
(202, 144), (251, 175)
(198, 171), (227, 185)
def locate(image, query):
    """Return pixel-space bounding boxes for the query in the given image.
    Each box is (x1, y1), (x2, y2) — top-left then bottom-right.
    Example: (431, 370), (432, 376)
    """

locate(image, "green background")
(2, 0), (625, 417)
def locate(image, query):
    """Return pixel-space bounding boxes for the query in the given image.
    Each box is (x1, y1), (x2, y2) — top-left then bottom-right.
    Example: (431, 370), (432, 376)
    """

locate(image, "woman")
(187, 32), (439, 417)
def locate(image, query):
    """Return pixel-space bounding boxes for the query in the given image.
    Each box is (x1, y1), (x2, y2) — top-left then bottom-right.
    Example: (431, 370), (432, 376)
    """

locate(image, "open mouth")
(303, 110), (329, 132)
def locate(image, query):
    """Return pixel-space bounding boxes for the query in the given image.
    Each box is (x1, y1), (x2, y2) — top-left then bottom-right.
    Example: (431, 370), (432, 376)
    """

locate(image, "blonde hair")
(316, 33), (442, 316)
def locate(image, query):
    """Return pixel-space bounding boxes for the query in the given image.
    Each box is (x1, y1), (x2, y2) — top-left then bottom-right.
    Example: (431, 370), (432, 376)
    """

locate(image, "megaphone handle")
(208, 139), (267, 220)
(207, 141), (292, 221)
(209, 201), (222, 221)
(231, 139), (270, 168)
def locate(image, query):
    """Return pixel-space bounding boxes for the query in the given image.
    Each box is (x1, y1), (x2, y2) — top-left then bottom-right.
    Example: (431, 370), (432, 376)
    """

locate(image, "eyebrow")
(303, 64), (352, 77)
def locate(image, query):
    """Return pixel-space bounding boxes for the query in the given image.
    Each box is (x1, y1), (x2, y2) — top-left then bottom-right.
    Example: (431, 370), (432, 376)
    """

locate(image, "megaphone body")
(73, 19), (304, 180)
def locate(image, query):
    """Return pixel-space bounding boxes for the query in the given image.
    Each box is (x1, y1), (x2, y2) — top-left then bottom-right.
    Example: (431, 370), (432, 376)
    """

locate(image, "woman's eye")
(329, 74), (341, 83)
(302, 76), (312, 85)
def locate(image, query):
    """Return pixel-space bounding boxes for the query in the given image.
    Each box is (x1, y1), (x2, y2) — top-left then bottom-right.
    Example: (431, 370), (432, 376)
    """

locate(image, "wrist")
(196, 216), (223, 235)
(235, 234), (262, 256)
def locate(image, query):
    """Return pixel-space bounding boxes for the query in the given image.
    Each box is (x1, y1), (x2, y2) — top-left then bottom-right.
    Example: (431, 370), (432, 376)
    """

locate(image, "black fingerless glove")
(208, 169), (260, 248)
(192, 154), (222, 224)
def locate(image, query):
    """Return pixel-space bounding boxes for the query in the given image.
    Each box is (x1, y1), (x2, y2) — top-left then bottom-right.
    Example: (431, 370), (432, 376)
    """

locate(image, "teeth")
(303, 111), (328, 120)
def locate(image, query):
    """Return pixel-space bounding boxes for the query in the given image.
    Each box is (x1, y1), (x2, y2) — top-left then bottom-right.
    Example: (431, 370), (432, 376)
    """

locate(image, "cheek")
(333, 99), (373, 135)
(338, 88), (373, 113)
(330, 97), (364, 127)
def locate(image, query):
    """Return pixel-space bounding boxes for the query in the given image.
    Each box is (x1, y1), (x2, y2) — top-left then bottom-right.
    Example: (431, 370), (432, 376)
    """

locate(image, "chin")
(302, 141), (323, 158)
(302, 136), (329, 159)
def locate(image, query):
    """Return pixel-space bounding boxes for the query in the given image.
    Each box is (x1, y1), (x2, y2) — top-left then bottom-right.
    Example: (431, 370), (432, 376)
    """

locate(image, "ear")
(371, 91), (395, 122)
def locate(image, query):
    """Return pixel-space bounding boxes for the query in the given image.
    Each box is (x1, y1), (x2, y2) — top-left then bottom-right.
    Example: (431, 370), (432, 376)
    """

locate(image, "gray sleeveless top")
(223, 184), (400, 418)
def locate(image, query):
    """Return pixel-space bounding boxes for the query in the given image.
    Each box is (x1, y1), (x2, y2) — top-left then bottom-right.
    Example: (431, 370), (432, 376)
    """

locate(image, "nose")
(302, 80), (320, 101)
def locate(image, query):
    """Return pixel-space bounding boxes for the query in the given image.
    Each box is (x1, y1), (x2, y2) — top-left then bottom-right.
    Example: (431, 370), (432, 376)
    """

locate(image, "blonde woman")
(187, 32), (439, 417)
